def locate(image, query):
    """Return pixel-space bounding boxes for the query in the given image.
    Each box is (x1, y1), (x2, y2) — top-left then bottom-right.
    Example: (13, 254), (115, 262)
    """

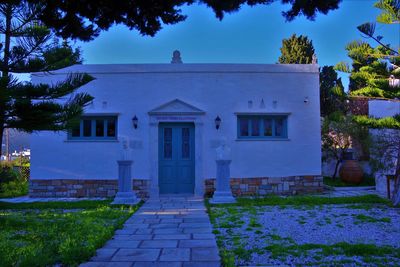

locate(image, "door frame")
(148, 114), (204, 198)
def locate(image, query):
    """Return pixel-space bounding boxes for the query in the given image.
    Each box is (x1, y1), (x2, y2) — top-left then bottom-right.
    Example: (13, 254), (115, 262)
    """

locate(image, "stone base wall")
(204, 176), (323, 197)
(133, 179), (150, 199)
(29, 179), (149, 199)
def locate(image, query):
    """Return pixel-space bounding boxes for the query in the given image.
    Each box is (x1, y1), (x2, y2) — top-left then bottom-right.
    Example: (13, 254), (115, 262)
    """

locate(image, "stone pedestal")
(112, 160), (140, 205)
(210, 160), (236, 204)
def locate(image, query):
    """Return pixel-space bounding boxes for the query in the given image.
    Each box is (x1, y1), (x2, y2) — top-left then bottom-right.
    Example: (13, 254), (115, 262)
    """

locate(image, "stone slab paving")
(80, 196), (221, 267)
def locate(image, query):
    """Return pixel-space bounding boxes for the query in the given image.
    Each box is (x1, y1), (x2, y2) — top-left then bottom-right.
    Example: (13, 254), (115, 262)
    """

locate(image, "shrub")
(0, 164), (18, 184)
(0, 163), (29, 198)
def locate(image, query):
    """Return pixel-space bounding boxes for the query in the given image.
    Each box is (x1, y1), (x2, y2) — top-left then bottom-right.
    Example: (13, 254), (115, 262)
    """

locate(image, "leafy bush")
(0, 163), (29, 198)
(0, 164), (18, 184)
(0, 179), (28, 198)
(353, 115), (400, 129)
(323, 175), (375, 187)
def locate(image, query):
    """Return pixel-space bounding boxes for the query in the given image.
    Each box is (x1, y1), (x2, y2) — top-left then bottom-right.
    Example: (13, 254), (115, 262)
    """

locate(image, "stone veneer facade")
(30, 176), (323, 198)
(29, 179), (149, 199)
(204, 176), (323, 197)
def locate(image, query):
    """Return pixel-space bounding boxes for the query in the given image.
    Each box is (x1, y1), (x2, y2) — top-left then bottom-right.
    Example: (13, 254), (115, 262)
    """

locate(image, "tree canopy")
(319, 66), (345, 117)
(335, 0), (399, 99)
(20, 0), (342, 41)
(0, 2), (94, 156)
(335, 0), (400, 205)
(278, 34), (315, 64)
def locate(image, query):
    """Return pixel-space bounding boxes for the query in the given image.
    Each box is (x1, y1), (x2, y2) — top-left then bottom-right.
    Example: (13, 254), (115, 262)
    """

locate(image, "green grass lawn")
(323, 175), (376, 187)
(207, 194), (390, 209)
(0, 200), (141, 267)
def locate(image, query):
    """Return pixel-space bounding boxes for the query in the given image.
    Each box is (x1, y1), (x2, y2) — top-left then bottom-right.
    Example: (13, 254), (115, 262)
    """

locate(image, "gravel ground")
(211, 204), (400, 266)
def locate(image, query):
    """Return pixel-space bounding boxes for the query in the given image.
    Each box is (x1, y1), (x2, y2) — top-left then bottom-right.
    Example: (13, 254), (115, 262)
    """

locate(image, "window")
(237, 115), (288, 139)
(69, 116), (118, 140)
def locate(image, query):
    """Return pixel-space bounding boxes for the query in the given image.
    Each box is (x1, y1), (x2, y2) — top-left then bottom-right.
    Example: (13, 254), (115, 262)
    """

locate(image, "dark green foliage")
(4, 73), (94, 132)
(278, 34), (315, 64)
(23, 0), (341, 41)
(0, 2), (94, 156)
(335, 14), (399, 98)
(0, 164), (18, 184)
(0, 161), (29, 198)
(0, 179), (28, 198)
(320, 66), (346, 116)
(11, 41), (83, 73)
(280, 0), (341, 21)
(353, 115), (400, 129)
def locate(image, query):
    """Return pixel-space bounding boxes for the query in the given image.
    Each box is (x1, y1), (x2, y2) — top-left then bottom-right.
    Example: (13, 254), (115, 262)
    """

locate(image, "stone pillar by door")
(210, 159), (236, 204)
(112, 160), (140, 205)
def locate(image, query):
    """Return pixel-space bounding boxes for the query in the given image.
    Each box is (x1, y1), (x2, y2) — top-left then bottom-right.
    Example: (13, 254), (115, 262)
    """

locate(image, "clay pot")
(339, 160), (363, 184)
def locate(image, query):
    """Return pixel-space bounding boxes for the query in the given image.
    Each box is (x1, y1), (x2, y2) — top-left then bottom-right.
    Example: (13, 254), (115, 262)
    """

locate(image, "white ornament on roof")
(171, 50), (182, 64)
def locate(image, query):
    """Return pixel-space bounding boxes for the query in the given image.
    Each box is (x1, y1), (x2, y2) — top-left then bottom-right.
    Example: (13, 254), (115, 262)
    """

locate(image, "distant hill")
(1, 129), (30, 155)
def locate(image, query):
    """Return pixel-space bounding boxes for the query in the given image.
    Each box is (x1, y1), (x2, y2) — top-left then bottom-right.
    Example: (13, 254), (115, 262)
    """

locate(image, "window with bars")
(237, 115), (288, 139)
(68, 116), (118, 140)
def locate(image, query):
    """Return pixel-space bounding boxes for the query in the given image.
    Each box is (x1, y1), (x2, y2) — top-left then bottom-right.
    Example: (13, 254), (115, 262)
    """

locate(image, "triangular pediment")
(148, 99), (205, 115)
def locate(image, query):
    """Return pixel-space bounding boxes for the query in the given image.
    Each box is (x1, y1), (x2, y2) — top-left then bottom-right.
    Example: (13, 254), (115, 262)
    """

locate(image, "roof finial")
(171, 50), (182, 64)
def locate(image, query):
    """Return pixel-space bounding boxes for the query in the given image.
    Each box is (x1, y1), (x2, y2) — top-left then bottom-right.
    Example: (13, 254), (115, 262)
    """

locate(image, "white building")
(29, 62), (322, 198)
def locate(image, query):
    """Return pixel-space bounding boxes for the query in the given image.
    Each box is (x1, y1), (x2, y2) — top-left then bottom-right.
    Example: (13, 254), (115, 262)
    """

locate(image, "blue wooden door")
(159, 123), (195, 194)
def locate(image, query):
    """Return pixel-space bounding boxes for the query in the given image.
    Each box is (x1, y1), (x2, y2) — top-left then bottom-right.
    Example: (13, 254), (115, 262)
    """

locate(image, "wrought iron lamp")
(215, 116), (221, 130)
(132, 115), (138, 129)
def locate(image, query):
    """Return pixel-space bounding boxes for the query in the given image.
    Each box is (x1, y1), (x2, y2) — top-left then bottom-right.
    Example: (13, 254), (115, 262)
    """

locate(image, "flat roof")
(32, 63), (319, 76)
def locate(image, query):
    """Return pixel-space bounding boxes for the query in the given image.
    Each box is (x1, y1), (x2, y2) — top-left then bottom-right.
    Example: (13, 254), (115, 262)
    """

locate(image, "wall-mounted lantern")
(215, 116), (221, 130)
(132, 115), (138, 129)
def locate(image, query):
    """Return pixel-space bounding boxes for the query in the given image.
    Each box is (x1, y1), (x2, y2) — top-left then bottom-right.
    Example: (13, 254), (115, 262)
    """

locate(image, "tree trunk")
(0, 125), (3, 158)
(0, 5), (12, 158)
(332, 159), (341, 180)
(2, 4), (12, 77)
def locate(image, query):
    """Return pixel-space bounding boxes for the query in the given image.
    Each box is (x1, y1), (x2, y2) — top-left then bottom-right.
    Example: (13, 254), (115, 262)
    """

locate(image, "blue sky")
(76, 0), (399, 89)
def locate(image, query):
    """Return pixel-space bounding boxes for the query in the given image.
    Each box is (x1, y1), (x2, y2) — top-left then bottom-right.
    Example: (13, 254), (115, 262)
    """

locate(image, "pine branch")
(10, 73), (94, 100)
(357, 22), (399, 55)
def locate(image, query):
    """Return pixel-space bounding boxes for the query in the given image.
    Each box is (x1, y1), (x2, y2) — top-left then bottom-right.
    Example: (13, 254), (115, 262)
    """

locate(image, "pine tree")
(319, 66), (346, 117)
(0, 2), (94, 156)
(278, 34), (315, 64)
(335, 41), (398, 98)
(336, 0), (400, 205)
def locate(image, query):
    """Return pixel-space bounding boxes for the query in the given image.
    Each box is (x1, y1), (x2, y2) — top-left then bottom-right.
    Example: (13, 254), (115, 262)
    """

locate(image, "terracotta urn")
(339, 159), (363, 184)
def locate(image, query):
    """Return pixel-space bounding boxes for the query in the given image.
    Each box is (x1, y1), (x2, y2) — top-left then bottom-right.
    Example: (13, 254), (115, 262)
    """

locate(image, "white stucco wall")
(369, 99), (400, 118)
(30, 64), (321, 184)
(368, 99), (400, 196)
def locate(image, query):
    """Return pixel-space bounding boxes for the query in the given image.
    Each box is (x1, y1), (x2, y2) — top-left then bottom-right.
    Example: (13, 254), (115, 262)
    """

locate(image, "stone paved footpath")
(80, 196), (221, 267)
